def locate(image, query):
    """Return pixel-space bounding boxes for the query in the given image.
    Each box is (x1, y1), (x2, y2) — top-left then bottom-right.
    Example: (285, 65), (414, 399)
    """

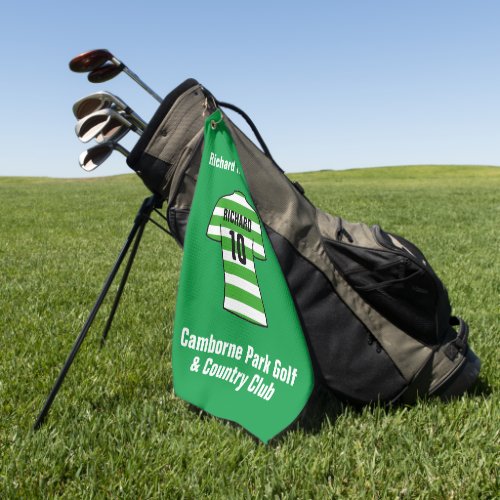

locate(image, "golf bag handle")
(217, 101), (284, 173)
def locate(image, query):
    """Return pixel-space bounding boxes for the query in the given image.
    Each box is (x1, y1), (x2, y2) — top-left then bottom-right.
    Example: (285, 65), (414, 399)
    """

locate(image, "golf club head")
(95, 122), (130, 144)
(71, 48), (162, 102)
(75, 108), (134, 143)
(88, 63), (123, 83)
(72, 91), (147, 130)
(79, 141), (129, 172)
(69, 49), (113, 73)
(72, 91), (129, 119)
(79, 143), (113, 171)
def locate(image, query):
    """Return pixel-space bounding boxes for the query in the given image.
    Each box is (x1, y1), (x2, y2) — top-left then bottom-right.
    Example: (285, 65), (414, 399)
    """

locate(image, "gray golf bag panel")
(127, 79), (480, 404)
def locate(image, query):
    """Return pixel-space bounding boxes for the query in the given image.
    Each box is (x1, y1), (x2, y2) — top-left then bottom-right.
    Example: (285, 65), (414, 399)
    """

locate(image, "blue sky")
(1, 1), (499, 177)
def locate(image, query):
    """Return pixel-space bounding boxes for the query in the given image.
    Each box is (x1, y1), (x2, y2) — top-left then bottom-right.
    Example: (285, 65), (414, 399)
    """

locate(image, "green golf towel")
(172, 109), (314, 442)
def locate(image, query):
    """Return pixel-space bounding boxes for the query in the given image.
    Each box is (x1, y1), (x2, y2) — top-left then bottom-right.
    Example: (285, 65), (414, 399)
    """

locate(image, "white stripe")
(212, 207), (261, 234)
(224, 272), (261, 298)
(207, 225), (221, 236)
(226, 192), (253, 211)
(252, 242), (265, 258)
(213, 206), (225, 218)
(224, 297), (267, 326)
(222, 249), (255, 272)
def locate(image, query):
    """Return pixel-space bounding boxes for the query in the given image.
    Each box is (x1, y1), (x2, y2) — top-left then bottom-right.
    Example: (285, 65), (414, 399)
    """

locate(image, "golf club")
(68, 49), (111, 72)
(95, 120), (132, 145)
(69, 49), (162, 103)
(79, 141), (129, 172)
(88, 63), (122, 83)
(73, 91), (147, 130)
(75, 108), (142, 143)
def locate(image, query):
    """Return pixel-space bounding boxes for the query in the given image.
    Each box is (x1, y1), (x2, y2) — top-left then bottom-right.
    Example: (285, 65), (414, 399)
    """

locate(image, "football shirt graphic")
(207, 191), (268, 327)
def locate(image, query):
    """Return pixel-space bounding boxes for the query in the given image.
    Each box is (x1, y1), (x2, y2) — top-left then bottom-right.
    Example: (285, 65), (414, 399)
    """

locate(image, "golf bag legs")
(33, 195), (163, 430)
(100, 221), (147, 347)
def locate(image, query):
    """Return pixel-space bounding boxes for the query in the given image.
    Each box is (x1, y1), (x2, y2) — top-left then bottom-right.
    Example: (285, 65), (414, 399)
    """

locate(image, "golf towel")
(172, 109), (314, 442)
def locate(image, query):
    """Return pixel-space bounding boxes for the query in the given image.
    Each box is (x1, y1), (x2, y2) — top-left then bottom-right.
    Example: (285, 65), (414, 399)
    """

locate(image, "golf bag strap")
(218, 101), (284, 173)
(445, 316), (469, 360)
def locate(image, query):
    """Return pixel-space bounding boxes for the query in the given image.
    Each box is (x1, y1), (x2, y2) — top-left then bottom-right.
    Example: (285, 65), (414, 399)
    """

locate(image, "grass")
(0, 166), (498, 498)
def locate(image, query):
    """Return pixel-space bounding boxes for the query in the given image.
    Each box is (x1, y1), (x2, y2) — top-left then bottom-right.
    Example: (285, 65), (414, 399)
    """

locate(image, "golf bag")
(127, 79), (480, 405)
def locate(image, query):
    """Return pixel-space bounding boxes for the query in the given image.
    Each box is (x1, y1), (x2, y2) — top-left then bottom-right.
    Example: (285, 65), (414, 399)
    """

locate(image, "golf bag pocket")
(324, 221), (450, 347)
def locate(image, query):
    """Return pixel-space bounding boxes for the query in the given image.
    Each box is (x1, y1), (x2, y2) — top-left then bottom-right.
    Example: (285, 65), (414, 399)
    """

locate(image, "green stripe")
(229, 309), (266, 326)
(217, 198), (260, 225)
(225, 284), (265, 313)
(224, 261), (259, 284)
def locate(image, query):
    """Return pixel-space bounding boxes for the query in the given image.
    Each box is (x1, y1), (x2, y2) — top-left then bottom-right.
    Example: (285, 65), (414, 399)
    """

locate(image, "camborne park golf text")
(180, 327), (299, 401)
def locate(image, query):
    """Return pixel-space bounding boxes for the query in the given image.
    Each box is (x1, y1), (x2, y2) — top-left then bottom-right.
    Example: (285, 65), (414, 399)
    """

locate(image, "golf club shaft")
(127, 111), (147, 130)
(111, 56), (162, 103)
(130, 122), (144, 136)
(115, 143), (130, 157)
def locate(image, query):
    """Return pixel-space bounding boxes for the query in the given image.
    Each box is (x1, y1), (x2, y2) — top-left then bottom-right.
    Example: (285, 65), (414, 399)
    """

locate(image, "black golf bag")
(127, 79), (480, 405)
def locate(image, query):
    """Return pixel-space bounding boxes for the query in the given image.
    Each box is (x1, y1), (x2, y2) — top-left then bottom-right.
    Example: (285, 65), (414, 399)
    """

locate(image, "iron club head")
(95, 122), (130, 144)
(72, 91), (147, 129)
(75, 108), (140, 143)
(79, 141), (129, 172)
(73, 90), (127, 119)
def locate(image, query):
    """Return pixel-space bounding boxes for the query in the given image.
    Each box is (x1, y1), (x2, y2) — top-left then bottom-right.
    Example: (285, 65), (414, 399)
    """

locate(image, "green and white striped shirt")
(207, 191), (267, 327)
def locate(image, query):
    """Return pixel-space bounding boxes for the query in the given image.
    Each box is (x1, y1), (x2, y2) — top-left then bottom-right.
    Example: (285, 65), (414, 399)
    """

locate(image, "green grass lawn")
(0, 166), (498, 498)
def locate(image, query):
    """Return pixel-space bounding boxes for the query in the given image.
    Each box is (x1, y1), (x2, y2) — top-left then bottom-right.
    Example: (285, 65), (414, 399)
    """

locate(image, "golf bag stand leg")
(33, 194), (163, 430)
(100, 217), (147, 347)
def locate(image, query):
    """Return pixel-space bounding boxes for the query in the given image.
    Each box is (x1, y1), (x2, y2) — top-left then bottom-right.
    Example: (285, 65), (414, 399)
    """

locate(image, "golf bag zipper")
(336, 219), (354, 243)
